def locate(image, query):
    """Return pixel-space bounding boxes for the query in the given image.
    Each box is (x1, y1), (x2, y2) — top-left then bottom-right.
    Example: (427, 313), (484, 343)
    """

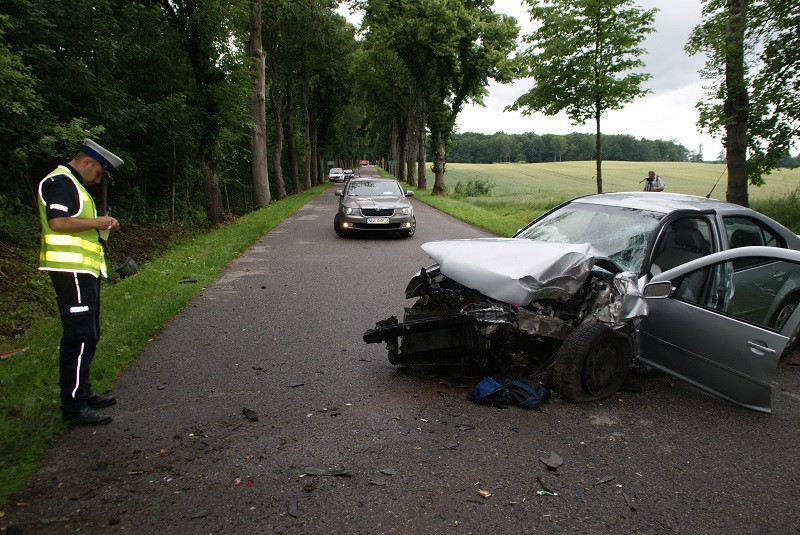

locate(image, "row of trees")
(448, 132), (689, 164)
(1, 0), (797, 229)
(0, 0), (366, 227)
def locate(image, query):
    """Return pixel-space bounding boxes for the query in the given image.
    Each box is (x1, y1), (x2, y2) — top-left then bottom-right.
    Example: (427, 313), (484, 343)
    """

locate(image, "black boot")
(63, 407), (112, 426)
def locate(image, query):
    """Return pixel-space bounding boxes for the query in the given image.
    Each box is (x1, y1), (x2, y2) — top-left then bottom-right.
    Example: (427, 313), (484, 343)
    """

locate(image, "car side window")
(723, 216), (787, 270)
(650, 217), (714, 276)
(673, 258), (800, 331)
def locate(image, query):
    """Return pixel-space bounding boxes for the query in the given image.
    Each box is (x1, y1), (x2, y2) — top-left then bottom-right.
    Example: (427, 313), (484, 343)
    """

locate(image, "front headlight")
(400, 206), (412, 215)
(343, 205), (358, 215)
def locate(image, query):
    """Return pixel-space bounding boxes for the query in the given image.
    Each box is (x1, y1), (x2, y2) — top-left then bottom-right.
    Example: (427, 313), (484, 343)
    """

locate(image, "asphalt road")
(4, 168), (800, 533)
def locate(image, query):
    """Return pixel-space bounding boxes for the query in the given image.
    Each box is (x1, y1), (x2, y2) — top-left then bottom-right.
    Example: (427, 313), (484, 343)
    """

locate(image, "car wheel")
(553, 323), (632, 402)
(333, 215), (349, 238)
(400, 216), (416, 238)
(771, 294), (800, 357)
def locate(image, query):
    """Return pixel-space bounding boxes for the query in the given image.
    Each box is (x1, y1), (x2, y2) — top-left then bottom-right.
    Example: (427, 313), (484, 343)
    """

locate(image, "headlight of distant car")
(343, 205), (358, 215)
(400, 206), (412, 215)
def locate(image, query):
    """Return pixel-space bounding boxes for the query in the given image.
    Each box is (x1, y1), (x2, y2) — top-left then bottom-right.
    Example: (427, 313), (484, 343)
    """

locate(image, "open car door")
(637, 246), (800, 412)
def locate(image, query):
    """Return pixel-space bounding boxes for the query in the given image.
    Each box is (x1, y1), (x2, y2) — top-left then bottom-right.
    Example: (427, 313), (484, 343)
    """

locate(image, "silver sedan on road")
(365, 192), (800, 412)
(334, 178), (416, 238)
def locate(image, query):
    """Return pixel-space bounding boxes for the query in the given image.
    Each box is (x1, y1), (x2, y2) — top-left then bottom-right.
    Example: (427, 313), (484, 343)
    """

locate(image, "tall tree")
(510, 0), (656, 194)
(249, 0), (270, 208)
(155, 0), (247, 224)
(688, 0), (800, 206)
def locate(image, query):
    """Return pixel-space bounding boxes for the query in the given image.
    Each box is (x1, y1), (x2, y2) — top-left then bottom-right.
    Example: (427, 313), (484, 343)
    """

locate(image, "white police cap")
(81, 139), (124, 172)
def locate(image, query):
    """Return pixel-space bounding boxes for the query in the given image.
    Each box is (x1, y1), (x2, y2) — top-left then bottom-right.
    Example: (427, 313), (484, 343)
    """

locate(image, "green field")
(439, 161), (800, 200)
(391, 161), (800, 236)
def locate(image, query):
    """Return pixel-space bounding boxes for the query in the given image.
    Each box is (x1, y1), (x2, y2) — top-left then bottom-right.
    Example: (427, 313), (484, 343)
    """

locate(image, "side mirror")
(643, 280), (672, 299)
(334, 190), (344, 197)
(405, 190), (415, 197)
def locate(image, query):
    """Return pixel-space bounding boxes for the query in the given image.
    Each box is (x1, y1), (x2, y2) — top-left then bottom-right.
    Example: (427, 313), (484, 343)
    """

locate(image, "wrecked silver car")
(364, 193), (800, 412)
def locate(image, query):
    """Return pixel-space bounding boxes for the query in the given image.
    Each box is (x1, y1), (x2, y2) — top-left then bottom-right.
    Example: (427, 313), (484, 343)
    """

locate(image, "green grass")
(0, 184), (330, 503)
(381, 161), (800, 235)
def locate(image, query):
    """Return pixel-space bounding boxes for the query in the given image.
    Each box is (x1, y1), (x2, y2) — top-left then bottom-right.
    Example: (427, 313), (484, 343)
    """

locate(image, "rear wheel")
(553, 323), (632, 402)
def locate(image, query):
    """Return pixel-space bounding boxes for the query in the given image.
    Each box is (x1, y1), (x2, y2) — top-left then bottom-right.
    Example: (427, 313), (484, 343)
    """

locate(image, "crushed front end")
(364, 262), (639, 377)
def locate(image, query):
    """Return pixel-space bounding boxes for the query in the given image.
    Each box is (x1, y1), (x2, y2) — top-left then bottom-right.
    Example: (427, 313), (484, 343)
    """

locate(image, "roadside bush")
(751, 187), (800, 233)
(452, 177), (496, 198)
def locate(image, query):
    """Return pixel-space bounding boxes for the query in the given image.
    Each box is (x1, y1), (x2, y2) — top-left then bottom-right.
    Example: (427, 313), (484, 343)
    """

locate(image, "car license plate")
(366, 218), (390, 224)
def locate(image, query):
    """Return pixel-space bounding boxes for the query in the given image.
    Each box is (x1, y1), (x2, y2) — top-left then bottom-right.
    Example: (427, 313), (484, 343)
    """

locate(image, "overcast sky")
(340, 1), (724, 158)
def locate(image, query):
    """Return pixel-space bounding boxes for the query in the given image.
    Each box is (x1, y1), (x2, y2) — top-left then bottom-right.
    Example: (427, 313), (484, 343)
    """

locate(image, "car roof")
(573, 192), (749, 215)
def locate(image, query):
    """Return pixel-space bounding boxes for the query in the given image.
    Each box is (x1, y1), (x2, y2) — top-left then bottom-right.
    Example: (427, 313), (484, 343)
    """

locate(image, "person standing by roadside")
(38, 139), (124, 425)
(643, 170), (665, 192)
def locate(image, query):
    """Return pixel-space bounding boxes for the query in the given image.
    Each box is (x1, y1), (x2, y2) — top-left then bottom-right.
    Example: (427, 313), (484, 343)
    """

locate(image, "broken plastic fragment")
(536, 490), (558, 496)
(539, 451), (564, 469)
(477, 490), (492, 498)
(380, 468), (397, 475)
(288, 498), (299, 518)
(243, 408), (258, 421)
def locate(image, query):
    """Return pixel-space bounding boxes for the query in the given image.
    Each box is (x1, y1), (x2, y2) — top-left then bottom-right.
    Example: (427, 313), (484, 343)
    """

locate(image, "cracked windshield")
(516, 203), (664, 273)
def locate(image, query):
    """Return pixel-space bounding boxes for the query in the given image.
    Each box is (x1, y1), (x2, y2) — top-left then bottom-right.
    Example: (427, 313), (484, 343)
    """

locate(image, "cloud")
(457, 0), (723, 156)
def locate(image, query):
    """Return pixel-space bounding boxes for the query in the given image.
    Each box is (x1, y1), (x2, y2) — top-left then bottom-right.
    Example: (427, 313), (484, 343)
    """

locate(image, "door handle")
(747, 341), (776, 355)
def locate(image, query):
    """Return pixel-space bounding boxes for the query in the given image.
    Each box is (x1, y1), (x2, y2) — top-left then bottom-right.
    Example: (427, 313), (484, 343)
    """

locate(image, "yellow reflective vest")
(38, 166), (107, 278)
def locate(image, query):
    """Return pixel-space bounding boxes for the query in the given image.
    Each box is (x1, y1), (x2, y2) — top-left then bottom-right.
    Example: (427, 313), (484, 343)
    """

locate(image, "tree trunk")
(285, 78), (300, 193)
(725, 0), (749, 207)
(269, 85), (286, 200)
(200, 134), (223, 225)
(406, 94), (419, 187)
(595, 104), (603, 194)
(417, 97), (426, 190)
(301, 73), (312, 189)
(249, 0), (270, 208)
(397, 113), (407, 182)
(432, 131), (446, 195)
(389, 116), (397, 176)
(310, 111), (319, 185)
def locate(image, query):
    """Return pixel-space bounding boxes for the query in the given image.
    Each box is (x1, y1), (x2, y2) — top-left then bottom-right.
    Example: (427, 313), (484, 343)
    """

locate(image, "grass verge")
(0, 184), (329, 503)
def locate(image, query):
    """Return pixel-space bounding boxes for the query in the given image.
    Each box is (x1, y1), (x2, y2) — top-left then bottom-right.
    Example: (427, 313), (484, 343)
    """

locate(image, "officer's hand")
(96, 216), (119, 231)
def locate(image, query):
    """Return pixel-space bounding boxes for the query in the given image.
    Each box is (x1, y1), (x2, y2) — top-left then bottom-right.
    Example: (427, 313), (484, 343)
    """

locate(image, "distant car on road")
(334, 178), (415, 238)
(328, 167), (344, 183)
(343, 169), (354, 181)
(359, 160), (370, 166)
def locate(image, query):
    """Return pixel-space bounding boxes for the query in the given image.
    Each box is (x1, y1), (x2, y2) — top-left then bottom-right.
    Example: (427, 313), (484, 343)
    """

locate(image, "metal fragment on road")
(302, 467), (352, 477)
(369, 477), (388, 486)
(380, 468), (397, 475)
(595, 476), (615, 486)
(539, 451), (564, 469)
(191, 509), (210, 519)
(288, 381), (305, 388)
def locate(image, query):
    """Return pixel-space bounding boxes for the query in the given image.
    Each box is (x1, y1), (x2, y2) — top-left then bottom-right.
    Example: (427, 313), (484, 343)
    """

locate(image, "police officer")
(38, 139), (124, 425)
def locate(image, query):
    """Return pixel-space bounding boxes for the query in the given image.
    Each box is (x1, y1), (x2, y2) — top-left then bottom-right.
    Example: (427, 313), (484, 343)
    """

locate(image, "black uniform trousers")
(49, 272), (101, 414)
